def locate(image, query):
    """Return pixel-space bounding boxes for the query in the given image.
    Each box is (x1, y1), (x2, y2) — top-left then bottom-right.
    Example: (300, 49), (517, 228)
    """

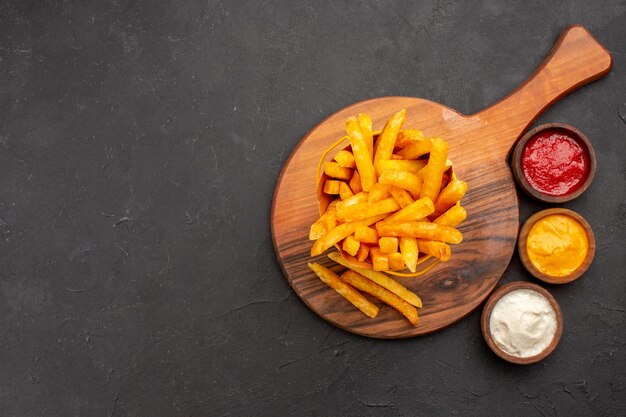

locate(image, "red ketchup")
(521, 129), (590, 196)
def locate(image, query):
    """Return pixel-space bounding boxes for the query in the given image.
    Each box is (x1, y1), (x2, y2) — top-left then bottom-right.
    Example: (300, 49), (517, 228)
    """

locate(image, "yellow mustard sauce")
(526, 214), (589, 277)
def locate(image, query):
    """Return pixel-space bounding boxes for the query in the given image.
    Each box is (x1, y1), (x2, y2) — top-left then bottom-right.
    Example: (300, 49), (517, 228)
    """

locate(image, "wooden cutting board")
(271, 26), (612, 338)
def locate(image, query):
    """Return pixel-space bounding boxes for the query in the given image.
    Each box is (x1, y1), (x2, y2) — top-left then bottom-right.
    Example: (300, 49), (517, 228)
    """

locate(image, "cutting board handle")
(474, 25), (612, 154)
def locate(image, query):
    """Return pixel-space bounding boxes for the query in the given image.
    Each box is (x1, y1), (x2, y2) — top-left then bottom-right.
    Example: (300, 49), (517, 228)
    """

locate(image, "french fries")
(334, 150), (356, 168)
(308, 263), (379, 318)
(311, 214), (387, 256)
(329, 252), (422, 308)
(378, 170), (422, 198)
(432, 180), (468, 218)
(308, 110), (471, 326)
(420, 138), (448, 202)
(399, 237), (418, 272)
(374, 109), (406, 174)
(346, 117), (376, 191)
(376, 221), (463, 244)
(341, 270), (418, 326)
(335, 197), (400, 222)
(312, 110), (467, 272)
(433, 204), (467, 227)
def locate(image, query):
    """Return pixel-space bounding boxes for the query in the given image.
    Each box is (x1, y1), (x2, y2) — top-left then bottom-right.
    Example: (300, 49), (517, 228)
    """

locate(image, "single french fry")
(388, 252), (405, 270)
(324, 161), (353, 180)
(336, 197), (400, 222)
(432, 180), (468, 218)
(342, 235), (360, 256)
(368, 183), (392, 204)
(397, 139), (432, 159)
(379, 237), (398, 254)
(358, 113), (374, 158)
(370, 247), (389, 271)
(339, 182), (354, 200)
(340, 270), (419, 325)
(376, 221), (462, 244)
(309, 207), (337, 240)
(349, 170), (362, 194)
(420, 138), (448, 202)
(329, 252), (422, 308)
(354, 226), (378, 244)
(433, 205), (467, 227)
(416, 240), (451, 261)
(386, 197), (434, 222)
(341, 270), (419, 324)
(308, 263), (378, 318)
(395, 129), (425, 148)
(399, 237), (418, 272)
(323, 180), (342, 195)
(311, 214), (388, 256)
(374, 109), (406, 174)
(377, 159), (427, 174)
(357, 244), (369, 262)
(346, 117), (376, 191)
(378, 170), (422, 198)
(335, 192), (368, 210)
(389, 186), (414, 208)
(334, 150), (356, 168)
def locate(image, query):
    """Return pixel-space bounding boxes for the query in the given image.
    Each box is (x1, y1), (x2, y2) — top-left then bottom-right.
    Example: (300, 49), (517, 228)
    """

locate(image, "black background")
(1, 1), (625, 416)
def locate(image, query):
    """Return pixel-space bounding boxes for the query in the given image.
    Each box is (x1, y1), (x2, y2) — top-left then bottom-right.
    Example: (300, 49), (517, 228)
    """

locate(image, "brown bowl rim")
(518, 208), (595, 284)
(511, 123), (596, 204)
(481, 281), (563, 365)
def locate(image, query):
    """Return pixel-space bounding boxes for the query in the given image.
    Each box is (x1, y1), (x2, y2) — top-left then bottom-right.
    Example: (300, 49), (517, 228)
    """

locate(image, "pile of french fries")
(310, 109), (468, 271)
(307, 109), (468, 325)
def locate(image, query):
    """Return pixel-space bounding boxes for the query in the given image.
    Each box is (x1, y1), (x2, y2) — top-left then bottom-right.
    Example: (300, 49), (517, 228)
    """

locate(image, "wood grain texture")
(271, 26), (611, 338)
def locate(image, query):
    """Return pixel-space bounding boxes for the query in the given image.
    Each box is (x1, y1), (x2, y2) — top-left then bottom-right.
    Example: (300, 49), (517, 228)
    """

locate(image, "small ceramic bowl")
(481, 281), (563, 365)
(518, 208), (595, 284)
(511, 123), (596, 203)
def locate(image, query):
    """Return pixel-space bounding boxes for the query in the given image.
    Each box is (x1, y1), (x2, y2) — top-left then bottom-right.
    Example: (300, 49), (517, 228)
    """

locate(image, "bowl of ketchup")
(512, 123), (596, 203)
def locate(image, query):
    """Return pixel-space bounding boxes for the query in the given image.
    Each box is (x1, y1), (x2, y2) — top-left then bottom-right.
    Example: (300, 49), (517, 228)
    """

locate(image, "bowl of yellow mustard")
(518, 208), (595, 284)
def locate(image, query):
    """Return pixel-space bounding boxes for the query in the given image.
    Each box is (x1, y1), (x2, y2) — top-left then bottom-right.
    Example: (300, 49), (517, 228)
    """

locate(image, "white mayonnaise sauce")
(489, 289), (557, 358)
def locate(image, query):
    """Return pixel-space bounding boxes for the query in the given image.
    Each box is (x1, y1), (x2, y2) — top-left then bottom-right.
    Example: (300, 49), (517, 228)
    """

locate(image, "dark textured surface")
(1, 1), (624, 416)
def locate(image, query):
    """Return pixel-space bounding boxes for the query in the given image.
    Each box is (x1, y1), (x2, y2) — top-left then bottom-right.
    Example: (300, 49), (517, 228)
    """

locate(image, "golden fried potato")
(374, 109), (406, 174)
(389, 186), (414, 208)
(349, 170), (362, 194)
(376, 221), (462, 244)
(336, 197), (400, 223)
(399, 237), (418, 272)
(308, 263), (378, 318)
(354, 226), (378, 244)
(416, 240), (451, 261)
(342, 235), (360, 256)
(379, 237), (398, 254)
(386, 197), (434, 223)
(433, 205), (467, 227)
(339, 182), (354, 200)
(346, 117), (376, 191)
(377, 159), (426, 174)
(420, 138), (448, 202)
(340, 270), (418, 326)
(311, 214), (388, 256)
(378, 170), (422, 198)
(334, 150), (356, 168)
(358, 113), (374, 157)
(329, 252), (422, 308)
(323, 180), (342, 195)
(324, 161), (353, 181)
(432, 180), (468, 218)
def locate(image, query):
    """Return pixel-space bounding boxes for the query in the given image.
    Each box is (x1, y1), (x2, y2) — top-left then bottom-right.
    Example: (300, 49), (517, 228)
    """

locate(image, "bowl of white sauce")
(481, 281), (563, 364)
